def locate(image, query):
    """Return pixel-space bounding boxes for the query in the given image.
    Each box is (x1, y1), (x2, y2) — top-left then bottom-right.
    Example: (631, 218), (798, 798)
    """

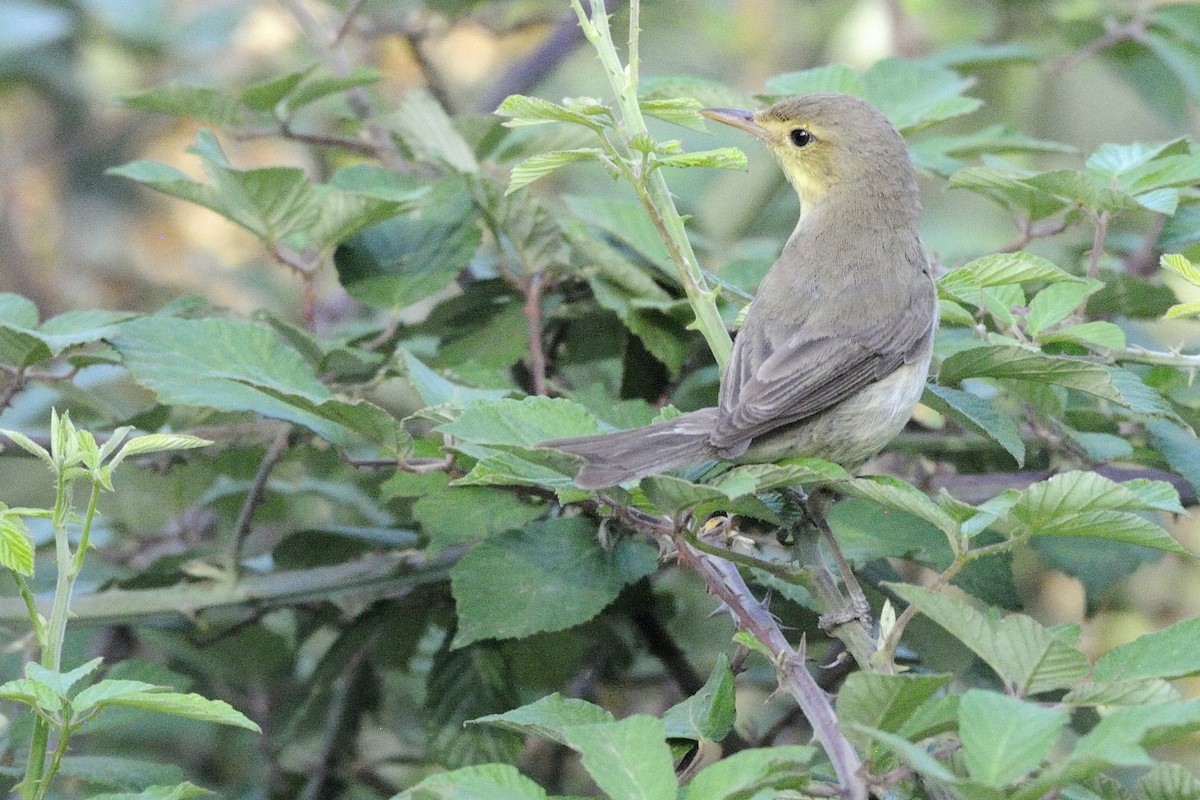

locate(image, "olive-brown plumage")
(543, 93), (937, 489)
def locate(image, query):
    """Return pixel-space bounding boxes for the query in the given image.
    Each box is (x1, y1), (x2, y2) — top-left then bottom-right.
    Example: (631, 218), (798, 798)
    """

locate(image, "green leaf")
(111, 317), (368, 445)
(426, 639), (523, 767)
(278, 65), (379, 115)
(110, 133), (402, 252)
(1064, 679), (1182, 707)
(860, 57), (981, 133)
(840, 475), (961, 538)
(1071, 700), (1200, 767)
(561, 716), (677, 800)
(1164, 301), (1200, 320)
(1136, 761), (1200, 800)
(496, 94), (606, 131)
(392, 764), (547, 800)
(655, 147), (747, 170)
(76, 686), (260, 731)
(1146, 419), (1200, 494)
(684, 745), (814, 799)
(439, 396), (602, 446)
(940, 345), (1141, 408)
(412, 482), (545, 553)
(470, 693), (614, 745)
(1038, 321), (1126, 350)
(1025, 280), (1102, 335)
(565, 195), (673, 276)
(86, 783), (213, 800)
(948, 164), (1070, 220)
(334, 178), (481, 310)
(240, 67), (311, 111)
(26, 657), (103, 697)
(1007, 471), (1188, 554)
(959, 690), (1068, 787)
(389, 88), (478, 172)
(401, 350), (511, 409)
(506, 148), (603, 194)
(661, 653), (736, 742)
(922, 384), (1024, 466)
(639, 475), (727, 515)
(0, 511), (35, 576)
(836, 672), (950, 752)
(851, 724), (961, 783)
(54, 756), (185, 792)
(118, 85), (250, 127)
(888, 583), (1090, 695)
(766, 64), (864, 96)
(1094, 617), (1200, 682)
(1161, 252), (1200, 286)
(450, 518), (658, 646)
(639, 96), (708, 131)
(937, 252), (1083, 306)
(707, 459), (851, 497)
(0, 676), (63, 713)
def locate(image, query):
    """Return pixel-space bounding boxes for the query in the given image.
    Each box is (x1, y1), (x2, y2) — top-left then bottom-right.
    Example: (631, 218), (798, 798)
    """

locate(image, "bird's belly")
(738, 350), (932, 468)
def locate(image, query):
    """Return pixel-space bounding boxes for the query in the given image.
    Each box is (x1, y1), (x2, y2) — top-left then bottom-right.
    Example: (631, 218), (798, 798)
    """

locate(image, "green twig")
(569, 0), (733, 371)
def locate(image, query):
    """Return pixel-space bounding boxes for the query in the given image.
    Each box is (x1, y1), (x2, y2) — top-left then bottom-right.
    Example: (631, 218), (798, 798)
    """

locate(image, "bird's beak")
(700, 107), (770, 142)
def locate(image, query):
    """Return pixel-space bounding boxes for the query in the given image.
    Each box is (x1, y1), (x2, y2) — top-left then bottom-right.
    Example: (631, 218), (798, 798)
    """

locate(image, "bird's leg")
(781, 487), (871, 630)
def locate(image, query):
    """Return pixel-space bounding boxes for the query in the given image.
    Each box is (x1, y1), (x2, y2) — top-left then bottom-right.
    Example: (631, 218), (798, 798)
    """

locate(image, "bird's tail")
(540, 408), (719, 489)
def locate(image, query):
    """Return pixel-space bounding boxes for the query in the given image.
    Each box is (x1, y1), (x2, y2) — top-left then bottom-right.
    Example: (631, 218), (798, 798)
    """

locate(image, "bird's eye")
(789, 128), (813, 147)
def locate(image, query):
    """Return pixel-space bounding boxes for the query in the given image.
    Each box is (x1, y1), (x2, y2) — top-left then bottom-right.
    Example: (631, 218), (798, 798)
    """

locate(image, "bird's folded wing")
(711, 332), (902, 453)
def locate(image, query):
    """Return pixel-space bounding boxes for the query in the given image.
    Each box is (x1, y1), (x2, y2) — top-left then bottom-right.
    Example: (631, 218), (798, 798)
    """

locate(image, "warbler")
(545, 93), (937, 490)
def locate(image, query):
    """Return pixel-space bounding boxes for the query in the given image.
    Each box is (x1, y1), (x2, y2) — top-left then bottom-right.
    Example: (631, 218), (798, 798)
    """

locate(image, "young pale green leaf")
(86, 783), (214, 800)
(661, 653), (736, 742)
(1161, 253), (1200, 286)
(639, 96), (708, 131)
(0, 677), (64, 713)
(496, 94), (605, 132)
(655, 147), (748, 170)
(1164, 301), (1200, 320)
(391, 763), (547, 800)
(836, 672), (949, 752)
(469, 693), (614, 745)
(888, 583), (1090, 695)
(0, 511), (35, 576)
(108, 434), (212, 469)
(0, 428), (52, 466)
(506, 148), (604, 194)
(82, 688), (261, 731)
(959, 690), (1068, 787)
(26, 657), (103, 697)
(922, 384), (1024, 466)
(1094, 616), (1200, 682)
(450, 518), (658, 647)
(684, 745), (815, 799)
(561, 716), (678, 800)
(708, 459), (851, 498)
(938, 252), (1083, 304)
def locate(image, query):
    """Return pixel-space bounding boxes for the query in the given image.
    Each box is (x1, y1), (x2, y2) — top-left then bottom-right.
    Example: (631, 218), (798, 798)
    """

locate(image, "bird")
(542, 92), (937, 490)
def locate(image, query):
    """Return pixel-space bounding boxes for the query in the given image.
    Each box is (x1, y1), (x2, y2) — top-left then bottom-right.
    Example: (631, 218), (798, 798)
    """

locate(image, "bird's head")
(701, 93), (914, 212)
